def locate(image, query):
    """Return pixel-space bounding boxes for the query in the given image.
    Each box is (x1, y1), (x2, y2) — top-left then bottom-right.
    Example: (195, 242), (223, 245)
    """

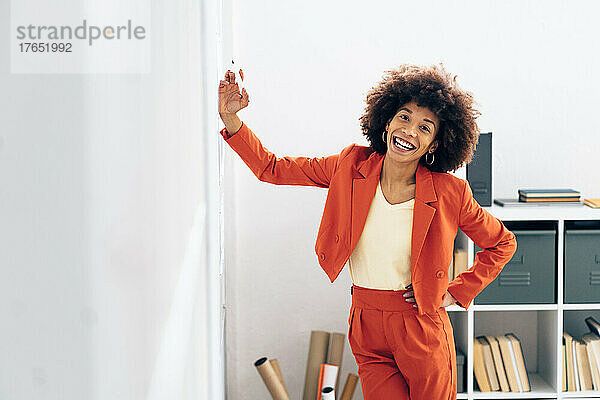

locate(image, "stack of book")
(563, 316), (600, 392)
(473, 333), (531, 392)
(494, 189), (597, 207)
(518, 189), (581, 203)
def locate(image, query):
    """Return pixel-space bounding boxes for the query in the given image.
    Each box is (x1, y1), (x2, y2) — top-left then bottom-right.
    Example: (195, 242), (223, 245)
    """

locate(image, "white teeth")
(394, 137), (415, 150)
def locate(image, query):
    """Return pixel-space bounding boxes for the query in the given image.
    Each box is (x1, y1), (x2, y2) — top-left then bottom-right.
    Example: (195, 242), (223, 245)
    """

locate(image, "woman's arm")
(447, 179), (518, 310)
(220, 112), (243, 137)
(220, 121), (353, 188)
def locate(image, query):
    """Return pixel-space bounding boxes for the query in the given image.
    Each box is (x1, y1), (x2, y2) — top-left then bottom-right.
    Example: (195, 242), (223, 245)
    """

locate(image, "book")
(496, 335), (521, 391)
(581, 333), (600, 390)
(494, 198), (584, 207)
(584, 198), (600, 208)
(479, 337), (499, 391)
(573, 337), (581, 390)
(585, 316), (600, 336)
(563, 332), (576, 391)
(562, 342), (566, 391)
(505, 333), (531, 391)
(518, 195), (581, 203)
(482, 335), (510, 391)
(473, 337), (491, 391)
(575, 338), (594, 390)
(518, 189), (580, 198)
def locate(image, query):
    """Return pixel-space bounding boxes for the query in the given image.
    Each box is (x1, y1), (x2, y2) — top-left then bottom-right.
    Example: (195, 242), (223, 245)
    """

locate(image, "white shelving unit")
(450, 203), (600, 400)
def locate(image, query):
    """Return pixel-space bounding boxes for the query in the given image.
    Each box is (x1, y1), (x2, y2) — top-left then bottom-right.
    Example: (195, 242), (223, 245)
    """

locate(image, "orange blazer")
(220, 122), (517, 316)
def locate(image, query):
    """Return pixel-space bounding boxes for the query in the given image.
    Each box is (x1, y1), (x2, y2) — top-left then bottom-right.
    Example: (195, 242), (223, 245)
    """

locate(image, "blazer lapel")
(351, 154), (438, 280)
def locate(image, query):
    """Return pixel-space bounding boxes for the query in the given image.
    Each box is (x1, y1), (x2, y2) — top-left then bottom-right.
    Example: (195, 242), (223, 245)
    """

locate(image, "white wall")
(0, 0), (221, 398)
(225, 1), (600, 399)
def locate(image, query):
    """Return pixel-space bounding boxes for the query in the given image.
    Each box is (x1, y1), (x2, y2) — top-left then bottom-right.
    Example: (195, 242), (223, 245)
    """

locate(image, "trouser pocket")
(423, 309), (444, 332)
(347, 306), (355, 339)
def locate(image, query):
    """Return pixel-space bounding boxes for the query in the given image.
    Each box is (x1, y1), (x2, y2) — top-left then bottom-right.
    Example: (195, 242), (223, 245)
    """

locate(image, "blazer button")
(320, 252), (326, 261)
(335, 234), (340, 243)
(436, 270), (444, 279)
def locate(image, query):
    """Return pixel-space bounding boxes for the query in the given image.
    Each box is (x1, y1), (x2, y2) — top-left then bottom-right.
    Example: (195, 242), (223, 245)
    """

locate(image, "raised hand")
(219, 69), (249, 115)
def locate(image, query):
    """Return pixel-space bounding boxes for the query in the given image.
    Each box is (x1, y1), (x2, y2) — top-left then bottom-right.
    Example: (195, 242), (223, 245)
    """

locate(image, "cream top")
(348, 179), (414, 291)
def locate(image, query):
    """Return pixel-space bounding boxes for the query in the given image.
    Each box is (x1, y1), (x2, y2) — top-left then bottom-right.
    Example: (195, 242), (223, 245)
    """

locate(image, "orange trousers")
(348, 284), (457, 400)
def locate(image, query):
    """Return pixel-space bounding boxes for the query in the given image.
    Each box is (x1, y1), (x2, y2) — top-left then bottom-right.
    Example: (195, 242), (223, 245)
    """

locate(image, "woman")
(218, 64), (517, 400)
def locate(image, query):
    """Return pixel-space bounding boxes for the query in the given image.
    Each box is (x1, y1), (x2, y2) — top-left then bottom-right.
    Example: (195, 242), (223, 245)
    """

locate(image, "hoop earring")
(382, 131), (387, 143)
(425, 151), (435, 165)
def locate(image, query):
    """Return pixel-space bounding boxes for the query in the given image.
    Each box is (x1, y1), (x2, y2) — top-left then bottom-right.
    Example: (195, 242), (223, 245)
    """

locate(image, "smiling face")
(384, 101), (440, 162)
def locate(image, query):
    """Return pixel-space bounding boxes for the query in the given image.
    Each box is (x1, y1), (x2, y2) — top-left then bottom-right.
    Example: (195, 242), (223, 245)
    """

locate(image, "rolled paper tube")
(269, 359), (289, 398)
(254, 357), (290, 400)
(321, 386), (335, 400)
(339, 373), (359, 400)
(326, 333), (345, 393)
(303, 331), (330, 400)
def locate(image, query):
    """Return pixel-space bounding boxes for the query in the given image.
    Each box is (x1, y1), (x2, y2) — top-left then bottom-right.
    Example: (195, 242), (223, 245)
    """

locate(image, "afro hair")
(359, 63), (482, 173)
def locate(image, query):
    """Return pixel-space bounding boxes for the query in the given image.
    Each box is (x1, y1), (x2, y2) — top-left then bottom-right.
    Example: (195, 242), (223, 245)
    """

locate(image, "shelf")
(472, 304), (559, 311)
(449, 211), (600, 400)
(562, 304), (600, 311)
(472, 372), (555, 398)
(482, 204), (600, 221)
(561, 389), (600, 397)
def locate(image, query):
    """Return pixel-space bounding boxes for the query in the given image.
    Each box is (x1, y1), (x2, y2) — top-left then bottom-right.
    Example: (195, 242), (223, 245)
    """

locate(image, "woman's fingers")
(222, 69), (245, 92)
(219, 79), (239, 95)
(402, 289), (417, 308)
(219, 80), (229, 93)
(241, 87), (249, 105)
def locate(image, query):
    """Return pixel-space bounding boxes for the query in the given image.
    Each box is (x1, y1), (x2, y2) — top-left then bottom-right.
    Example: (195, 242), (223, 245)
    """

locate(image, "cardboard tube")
(326, 333), (345, 393)
(303, 331), (330, 400)
(339, 373), (359, 400)
(321, 386), (335, 400)
(254, 357), (290, 400)
(269, 359), (290, 398)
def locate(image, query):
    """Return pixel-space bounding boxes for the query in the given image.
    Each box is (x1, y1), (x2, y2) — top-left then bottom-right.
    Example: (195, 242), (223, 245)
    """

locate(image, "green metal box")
(473, 221), (557, 305)
(564, 220), (600, 304)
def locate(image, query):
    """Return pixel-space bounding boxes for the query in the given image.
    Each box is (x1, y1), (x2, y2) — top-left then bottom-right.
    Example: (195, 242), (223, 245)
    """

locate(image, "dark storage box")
(473, 221), (557, 305)
(564, 220), (600, 303)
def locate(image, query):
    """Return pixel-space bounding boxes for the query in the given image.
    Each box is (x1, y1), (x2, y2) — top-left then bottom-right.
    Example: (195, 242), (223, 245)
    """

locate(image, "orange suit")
(220, 122), (517, 399)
